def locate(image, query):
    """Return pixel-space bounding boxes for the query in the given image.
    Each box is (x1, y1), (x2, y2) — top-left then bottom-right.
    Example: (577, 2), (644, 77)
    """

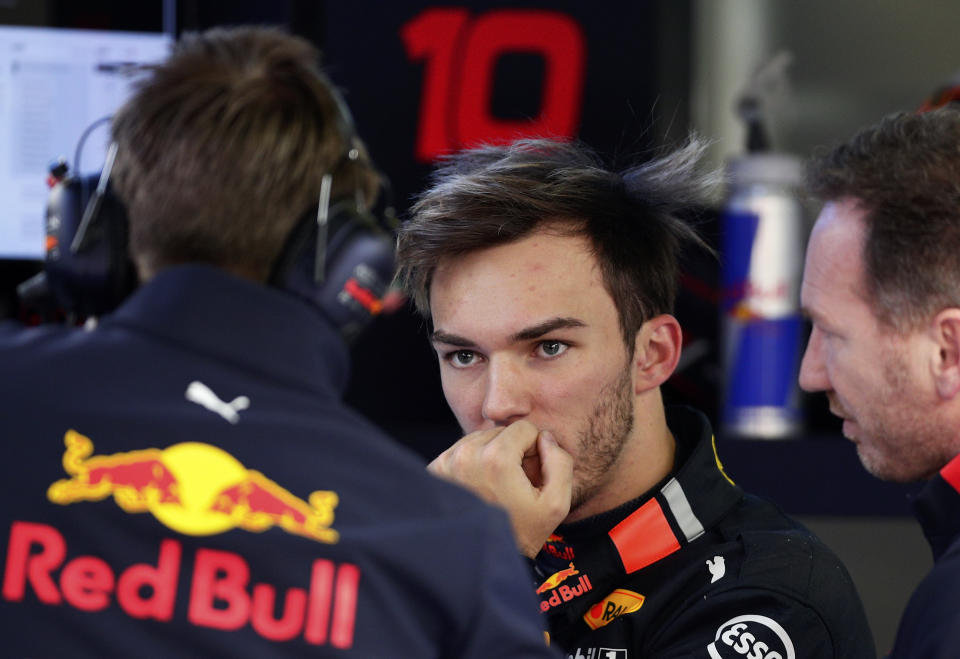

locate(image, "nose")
(481, 357), (531, 426)
(798, 325), (828, 392)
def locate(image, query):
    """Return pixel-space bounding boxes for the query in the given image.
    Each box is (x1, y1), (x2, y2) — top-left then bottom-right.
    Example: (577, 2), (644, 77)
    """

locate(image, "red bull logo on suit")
(0, 430), (355, 647)
(47, 430), (339, 543)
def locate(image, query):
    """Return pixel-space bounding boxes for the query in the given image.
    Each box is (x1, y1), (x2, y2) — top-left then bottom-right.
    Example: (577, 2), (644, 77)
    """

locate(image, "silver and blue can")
(720, 153), (805, 438)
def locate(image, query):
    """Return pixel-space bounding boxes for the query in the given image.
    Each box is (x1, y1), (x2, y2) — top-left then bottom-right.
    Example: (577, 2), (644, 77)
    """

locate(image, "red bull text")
(2, 521), (360, 647)
(543, 533), (575, 561)
(539, 572), (592, 612)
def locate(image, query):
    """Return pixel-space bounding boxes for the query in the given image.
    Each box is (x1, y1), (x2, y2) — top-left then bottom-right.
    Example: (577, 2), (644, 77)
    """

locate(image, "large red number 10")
(402, 8), (586, 162)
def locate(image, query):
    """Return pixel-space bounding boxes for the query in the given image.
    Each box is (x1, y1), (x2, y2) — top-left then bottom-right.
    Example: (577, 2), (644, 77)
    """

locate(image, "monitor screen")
(0, 26), (171, 259)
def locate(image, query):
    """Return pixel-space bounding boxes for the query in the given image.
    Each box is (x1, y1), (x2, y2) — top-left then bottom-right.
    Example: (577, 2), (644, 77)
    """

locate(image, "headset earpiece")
(20, 166), (137, 319)
(267, 80), (398, 342)
(269, 197), (396, 344)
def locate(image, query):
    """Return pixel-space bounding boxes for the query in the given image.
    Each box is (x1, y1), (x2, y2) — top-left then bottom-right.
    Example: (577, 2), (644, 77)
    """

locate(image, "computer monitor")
(0, 25), (172, 260)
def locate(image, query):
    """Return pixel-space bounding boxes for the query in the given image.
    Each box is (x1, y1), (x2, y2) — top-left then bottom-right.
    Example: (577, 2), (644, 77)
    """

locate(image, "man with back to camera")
(395, 137), (876, 657)
(0, 26), (557, 657)
(800, 106), (960, 658)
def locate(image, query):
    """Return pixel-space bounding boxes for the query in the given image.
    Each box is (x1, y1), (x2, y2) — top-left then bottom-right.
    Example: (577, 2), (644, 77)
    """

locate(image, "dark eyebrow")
(509, 317), (586, 342)
(431, 317), (586, 347)
(429, 330), (474, 347)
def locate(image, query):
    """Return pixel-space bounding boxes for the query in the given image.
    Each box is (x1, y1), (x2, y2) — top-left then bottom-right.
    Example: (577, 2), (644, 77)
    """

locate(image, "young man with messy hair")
(397, 138), (874, 657)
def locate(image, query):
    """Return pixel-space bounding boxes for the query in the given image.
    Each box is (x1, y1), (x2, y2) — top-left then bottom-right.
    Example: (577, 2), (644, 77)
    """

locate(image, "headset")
(19, 84), (399, 343)
(267, 171), (400, 344)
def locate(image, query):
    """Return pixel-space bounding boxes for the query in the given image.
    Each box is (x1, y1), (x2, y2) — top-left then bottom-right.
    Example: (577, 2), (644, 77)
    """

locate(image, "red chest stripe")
(608, 498), (680, 574)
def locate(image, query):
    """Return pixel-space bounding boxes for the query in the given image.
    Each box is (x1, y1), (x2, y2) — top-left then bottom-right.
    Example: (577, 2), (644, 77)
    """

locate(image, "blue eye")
(448, 350), (478, 368)
(537, 341), (568, 358)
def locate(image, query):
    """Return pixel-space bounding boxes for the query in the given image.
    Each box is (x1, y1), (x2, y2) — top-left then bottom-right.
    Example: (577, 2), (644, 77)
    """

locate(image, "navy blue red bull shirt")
(531, 407), (875, 659)
(0, 264), (555, 658)
(888, 453), (960, 658)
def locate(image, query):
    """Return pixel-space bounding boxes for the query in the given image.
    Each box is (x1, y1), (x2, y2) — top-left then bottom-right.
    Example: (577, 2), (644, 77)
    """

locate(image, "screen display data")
(0, 26), (171, 259)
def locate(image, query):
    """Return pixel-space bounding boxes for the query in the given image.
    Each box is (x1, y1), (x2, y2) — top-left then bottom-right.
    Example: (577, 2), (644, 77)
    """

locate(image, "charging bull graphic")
(48, 430), (339, 543)
(536, 563), (580, 594)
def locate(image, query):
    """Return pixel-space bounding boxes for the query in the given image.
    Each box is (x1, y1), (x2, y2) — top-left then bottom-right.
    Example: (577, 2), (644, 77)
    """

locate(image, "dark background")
(0, 0), (913, 517)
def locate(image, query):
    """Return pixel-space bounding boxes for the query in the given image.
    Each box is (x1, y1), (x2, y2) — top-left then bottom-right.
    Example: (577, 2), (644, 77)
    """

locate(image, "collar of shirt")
(104, 264), (350, 396)
(912, 452), (960, 562)
(535, 406), (744, 631)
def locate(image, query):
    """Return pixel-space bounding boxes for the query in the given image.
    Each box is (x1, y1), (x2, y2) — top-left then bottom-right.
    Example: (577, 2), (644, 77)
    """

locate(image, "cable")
(73, 115), (112, 176)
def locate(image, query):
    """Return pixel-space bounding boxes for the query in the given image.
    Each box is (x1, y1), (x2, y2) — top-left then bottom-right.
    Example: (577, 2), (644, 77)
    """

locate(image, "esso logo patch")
(706, 615), (795, 659)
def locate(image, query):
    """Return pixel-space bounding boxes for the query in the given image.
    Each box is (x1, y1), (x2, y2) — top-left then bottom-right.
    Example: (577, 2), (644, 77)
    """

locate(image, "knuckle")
(447, 448), (472, 473)
(481, 444), (512, 473)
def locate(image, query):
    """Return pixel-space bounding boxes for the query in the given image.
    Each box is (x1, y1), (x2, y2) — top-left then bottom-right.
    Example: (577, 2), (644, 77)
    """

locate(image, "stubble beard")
(855, 346), (945, 483)
(569, 364), (635, 513)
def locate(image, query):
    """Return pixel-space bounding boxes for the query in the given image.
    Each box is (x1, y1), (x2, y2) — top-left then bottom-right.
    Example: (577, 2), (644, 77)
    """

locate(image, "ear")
(930, 308), (960, 400)
(632, 314), (683, 394)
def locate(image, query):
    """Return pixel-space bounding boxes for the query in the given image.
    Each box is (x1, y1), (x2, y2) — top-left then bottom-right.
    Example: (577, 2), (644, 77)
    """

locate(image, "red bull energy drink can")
(720, 153), (805, 438)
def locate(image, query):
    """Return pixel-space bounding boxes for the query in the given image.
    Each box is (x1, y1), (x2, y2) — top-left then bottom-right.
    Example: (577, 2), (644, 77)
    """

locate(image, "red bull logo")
(2, 521), (360, 648)
(48, 430), (338, 543)
(537, 561), (592, 613)
(535, 562), (579, 594)
(724, 281), (792, 321)
(543, 533), (575, 561)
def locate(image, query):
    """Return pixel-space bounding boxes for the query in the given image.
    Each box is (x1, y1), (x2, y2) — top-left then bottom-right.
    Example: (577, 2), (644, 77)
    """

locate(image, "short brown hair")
(806, 107), (960, 331)
(111, 26), (378, 281)
(395, 138), (716, 345)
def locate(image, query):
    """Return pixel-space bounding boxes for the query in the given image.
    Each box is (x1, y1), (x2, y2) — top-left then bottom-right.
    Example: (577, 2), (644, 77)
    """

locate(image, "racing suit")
(533, 406), (875, 659)
(0, 264), (554, 658)
(888, 453), (960, 658)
